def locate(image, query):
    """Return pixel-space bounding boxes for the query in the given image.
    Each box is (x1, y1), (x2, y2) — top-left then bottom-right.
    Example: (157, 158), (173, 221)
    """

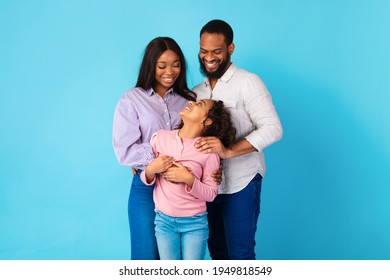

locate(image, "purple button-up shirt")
(112, 87), (190, 169)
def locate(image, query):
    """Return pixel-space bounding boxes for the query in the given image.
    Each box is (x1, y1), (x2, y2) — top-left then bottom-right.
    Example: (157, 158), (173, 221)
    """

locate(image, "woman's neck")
(153, 85), (168, 98)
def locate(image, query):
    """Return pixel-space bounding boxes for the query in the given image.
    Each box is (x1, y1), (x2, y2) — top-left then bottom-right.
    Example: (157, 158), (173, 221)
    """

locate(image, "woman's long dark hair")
(135, 37), (195, 101)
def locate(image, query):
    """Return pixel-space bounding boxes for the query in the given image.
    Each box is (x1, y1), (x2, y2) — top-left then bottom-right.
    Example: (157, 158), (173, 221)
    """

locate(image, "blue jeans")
(154, 211), (209, 260)
(206, 173), (262, 260)
(128, 173), (159, 260)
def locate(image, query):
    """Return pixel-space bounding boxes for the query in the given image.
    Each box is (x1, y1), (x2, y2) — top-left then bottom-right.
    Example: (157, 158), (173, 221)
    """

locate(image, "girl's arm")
(161, 161), (195, 186)
(186, 154), (220, 202)
(144, 156), (174, 183)
(161, 155), (219, 202)
(161, 153), (220, 201)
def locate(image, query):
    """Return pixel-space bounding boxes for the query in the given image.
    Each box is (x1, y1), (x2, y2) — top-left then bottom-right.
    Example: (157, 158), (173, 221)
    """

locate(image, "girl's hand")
(162, 161), (194, 186)
(145, 155), (174, 182)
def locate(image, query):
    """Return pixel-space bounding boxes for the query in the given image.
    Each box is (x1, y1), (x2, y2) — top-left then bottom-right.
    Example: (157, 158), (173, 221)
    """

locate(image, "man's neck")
(207, 62), (232, 90)
(209, 78), (218, 90)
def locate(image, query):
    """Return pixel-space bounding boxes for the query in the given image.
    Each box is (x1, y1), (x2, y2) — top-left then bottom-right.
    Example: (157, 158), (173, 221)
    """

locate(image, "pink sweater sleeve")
(185, 153), (220, 202)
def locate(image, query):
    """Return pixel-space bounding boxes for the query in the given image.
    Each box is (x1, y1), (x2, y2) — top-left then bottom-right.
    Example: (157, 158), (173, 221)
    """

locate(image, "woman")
(141, 99), (236, 260)
(112, 37), (196, 260)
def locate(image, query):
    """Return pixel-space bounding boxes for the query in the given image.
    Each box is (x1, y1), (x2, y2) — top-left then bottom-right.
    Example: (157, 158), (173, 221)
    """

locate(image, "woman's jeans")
(206, 173), (262, 260)
(154, 211), (209, 260)
(128, 173), (159, 260)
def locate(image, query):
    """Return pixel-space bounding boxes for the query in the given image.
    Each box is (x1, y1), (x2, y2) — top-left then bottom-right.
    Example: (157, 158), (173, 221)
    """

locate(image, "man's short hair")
(200, 19), (234, 45)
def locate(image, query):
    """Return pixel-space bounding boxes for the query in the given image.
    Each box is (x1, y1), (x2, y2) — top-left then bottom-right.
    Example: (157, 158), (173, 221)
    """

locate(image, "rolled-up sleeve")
(243, 74), (283, 152)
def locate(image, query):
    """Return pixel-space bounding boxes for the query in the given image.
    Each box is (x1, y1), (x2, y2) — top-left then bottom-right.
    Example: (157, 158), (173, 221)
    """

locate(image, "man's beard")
(199, 53), (231, 79)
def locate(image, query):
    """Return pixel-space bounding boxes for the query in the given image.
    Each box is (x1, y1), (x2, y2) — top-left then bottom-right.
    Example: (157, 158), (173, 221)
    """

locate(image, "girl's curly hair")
(201, 100), (236, 147)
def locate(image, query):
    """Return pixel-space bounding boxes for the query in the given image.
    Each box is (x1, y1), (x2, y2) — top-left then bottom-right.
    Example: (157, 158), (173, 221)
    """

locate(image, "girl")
(140, 99), (235, 260)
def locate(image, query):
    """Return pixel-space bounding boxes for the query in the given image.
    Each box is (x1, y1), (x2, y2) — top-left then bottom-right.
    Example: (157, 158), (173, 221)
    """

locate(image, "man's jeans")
(207, 173), (262, 259)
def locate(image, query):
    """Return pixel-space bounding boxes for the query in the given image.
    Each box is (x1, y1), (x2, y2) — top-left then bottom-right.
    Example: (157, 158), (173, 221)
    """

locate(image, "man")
(193, 19), (283, 260)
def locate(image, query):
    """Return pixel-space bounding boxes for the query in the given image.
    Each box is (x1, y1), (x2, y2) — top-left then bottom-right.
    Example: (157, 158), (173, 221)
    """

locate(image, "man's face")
(198, 32), (234, 79)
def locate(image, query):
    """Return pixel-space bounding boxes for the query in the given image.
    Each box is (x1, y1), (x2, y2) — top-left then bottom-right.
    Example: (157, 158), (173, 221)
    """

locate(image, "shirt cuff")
(245, 134), (262, 152)
(140, 170), (156, 185)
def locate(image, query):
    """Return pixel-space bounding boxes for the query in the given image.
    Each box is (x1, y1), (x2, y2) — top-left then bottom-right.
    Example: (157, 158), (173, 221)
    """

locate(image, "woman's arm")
(112, 97), (154, 168)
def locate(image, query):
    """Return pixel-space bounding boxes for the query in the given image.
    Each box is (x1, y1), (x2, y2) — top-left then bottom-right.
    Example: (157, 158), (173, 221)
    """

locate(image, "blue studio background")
(1, 0), (389, 260)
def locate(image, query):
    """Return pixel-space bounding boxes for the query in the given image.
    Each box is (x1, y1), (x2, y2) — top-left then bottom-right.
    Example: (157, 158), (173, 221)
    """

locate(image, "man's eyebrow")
(200, 47), (222, 51)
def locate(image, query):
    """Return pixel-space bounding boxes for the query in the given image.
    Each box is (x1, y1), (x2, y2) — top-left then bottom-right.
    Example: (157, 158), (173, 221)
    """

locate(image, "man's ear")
(228, 43), (235, 55)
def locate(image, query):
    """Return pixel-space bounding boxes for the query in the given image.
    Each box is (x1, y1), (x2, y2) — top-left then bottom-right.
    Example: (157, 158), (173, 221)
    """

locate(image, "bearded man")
(193, 19), (283, 260)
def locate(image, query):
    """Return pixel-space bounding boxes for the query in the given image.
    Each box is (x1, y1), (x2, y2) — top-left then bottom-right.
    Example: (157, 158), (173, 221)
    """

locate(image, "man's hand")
(211, 164), (223, 185)
(195, 136), (231, 159)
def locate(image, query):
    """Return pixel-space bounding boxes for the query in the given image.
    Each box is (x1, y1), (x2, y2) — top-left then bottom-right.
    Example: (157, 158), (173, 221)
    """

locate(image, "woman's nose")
(165, 66), (173, 74)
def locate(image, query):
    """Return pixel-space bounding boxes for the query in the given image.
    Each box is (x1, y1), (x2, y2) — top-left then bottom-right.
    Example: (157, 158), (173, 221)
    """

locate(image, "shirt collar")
(147, 87), (174, 97)
(204, 62), (237, 87)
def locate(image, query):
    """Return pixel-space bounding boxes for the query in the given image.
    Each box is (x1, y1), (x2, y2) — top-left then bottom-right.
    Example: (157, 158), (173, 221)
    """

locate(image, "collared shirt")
(112, 87), (190, 169)
(140, 130), (220, 217)
(193, 63), (283, 194)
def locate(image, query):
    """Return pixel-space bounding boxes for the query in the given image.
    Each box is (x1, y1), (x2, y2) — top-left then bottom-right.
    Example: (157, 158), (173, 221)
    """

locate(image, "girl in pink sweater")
(141, 99), (235, 260)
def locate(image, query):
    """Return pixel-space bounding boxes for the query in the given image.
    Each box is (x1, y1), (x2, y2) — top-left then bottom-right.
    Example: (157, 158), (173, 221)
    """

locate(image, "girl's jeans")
(154, 211), (209, 260)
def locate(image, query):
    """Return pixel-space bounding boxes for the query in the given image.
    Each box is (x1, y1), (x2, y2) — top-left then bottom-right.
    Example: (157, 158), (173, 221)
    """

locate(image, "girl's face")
(180, 99), (214, 124)
(153, 50), (181, 96)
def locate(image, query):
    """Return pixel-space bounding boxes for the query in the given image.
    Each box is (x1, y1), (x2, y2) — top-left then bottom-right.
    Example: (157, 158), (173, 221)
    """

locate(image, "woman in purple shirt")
(112, 37), (196, 259)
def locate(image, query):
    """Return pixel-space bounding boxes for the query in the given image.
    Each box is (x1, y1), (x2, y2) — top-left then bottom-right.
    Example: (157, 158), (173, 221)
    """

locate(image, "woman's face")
(180, 99), (214, 124)
(153, 50), (181, 96)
